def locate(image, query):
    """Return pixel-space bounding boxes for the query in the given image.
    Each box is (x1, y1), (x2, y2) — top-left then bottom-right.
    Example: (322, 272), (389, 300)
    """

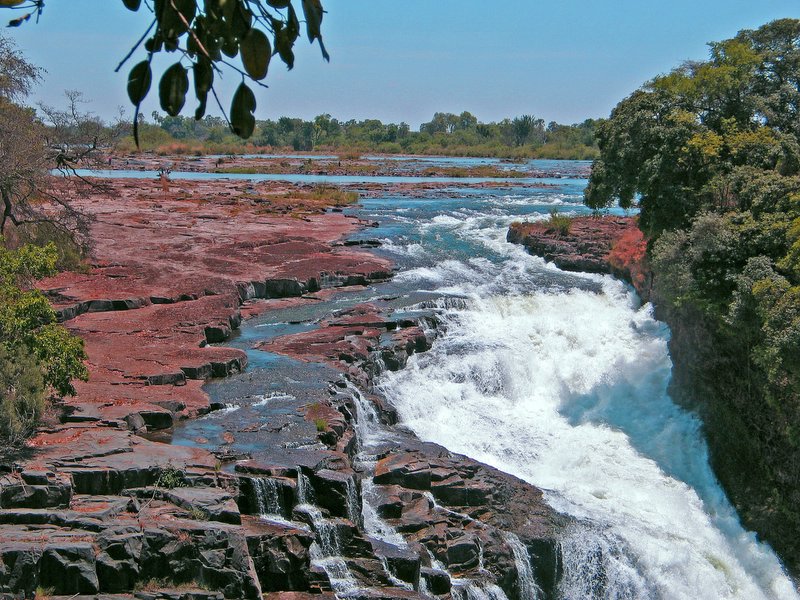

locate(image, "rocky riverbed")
(0, 175), (565, 599)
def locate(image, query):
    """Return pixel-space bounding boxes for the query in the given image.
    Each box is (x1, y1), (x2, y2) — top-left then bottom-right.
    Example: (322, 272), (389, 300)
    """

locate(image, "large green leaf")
(230, 82), (256, 138)
(122, 0), (142, 10)
(154, 0), (196, 39)
(159, 63), (189, 117)
(193, 59), (214, 120)
(240, 28), (271, 80)
(127, 60), (152, 105)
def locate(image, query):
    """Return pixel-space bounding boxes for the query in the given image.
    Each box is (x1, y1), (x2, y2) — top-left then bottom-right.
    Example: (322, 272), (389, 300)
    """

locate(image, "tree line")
(125, 110), (600, 159)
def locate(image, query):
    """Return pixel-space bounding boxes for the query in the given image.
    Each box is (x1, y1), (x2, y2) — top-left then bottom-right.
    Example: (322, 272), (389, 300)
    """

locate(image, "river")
(112, 158), (795, 598)
(355, 162), (796, 599)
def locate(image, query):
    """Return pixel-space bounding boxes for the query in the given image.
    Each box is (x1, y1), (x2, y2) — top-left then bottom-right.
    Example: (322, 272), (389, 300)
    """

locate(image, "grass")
(548, 208), (573, 235)
(156, 464), (186, 489)
(315, 418), (328, 432)
(187, 506), (209, 521)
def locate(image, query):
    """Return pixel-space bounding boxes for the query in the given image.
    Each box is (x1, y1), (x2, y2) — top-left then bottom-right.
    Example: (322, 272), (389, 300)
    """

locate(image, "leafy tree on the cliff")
(0, 37), (89, 448)
(585, 18), (800, 567)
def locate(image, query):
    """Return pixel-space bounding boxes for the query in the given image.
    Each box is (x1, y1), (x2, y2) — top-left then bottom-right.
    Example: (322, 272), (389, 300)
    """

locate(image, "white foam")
(379, 277), (798, 600)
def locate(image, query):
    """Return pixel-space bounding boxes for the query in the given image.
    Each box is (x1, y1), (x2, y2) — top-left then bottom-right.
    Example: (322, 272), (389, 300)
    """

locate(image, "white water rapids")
(376, 222), (798, 598)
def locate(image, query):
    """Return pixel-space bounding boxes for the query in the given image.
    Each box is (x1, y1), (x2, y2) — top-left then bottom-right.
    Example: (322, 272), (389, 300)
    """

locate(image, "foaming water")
(379, 274), (797, 598)
(364, 172), (798, 600)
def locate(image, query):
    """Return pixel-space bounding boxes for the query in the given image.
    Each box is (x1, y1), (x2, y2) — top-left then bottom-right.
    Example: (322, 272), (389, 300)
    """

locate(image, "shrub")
(548, 208), (572, 235)
(0, 241), (88, 450)
(0, 345), (45, 447)
(156, 464), (187, 489)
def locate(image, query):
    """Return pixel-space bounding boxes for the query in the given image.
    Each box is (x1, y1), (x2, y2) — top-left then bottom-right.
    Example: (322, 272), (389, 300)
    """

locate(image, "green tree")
(0, 241), (88, 446)
(585, 18), (800, 570)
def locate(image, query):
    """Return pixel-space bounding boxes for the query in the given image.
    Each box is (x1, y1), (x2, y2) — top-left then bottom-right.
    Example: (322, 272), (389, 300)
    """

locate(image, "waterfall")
(345, 380), (383, 447)
(556, 525), (652, 600)
(379, 270), (800, 599)
(503, 532), (541, 600)
(299, 503), (359, 594)
(296, 467), (358, 594)
(379, 556), (415, 591)
(297, 471), (315, 505)
(251, 477), (283, 517)
(343, 477), (360, 525)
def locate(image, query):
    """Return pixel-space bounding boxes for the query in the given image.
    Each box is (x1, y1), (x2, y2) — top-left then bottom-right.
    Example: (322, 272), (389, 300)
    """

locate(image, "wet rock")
(368, 538), (421, 587)
(445, 534), (480, 571)
(420, 567), (451, 595)
(244, 517), (314, 592)
(374, 455), (431, 490)
(308, 469), (359, 520)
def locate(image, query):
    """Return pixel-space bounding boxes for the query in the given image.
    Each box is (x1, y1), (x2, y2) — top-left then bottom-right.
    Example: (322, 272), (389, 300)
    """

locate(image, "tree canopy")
(585, 18), (800, 565)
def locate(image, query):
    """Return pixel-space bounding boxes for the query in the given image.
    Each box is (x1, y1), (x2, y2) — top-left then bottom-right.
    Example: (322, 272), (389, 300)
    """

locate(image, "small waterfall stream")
(504, 533), (542, 600)
(252, 477), (283, 518)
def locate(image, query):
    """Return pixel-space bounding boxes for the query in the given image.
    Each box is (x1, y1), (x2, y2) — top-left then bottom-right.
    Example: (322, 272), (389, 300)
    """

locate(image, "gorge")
(0, 156), (796, 598)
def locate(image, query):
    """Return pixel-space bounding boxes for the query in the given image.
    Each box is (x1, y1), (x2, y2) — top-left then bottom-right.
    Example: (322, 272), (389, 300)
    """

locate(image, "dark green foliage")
(0, 345), (45, 445)
(112, 0), (331, 140)
(230, 82), (256, 139)
(589, 18), (800, 569)
(0, 241), (88, 447)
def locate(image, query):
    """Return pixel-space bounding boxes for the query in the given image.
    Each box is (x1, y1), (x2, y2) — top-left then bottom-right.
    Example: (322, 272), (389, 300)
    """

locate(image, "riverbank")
(0, 175), (564, 598)
(507, 215), (649, 299)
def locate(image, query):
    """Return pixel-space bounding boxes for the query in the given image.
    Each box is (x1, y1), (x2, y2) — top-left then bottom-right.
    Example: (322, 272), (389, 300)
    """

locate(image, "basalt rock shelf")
(0, 177), (564, 599)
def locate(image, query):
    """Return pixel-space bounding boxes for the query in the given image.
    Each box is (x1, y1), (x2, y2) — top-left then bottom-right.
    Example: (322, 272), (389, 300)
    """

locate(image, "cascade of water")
(251, 477), (283, 517)
(361, 477), (408, 548)
(297, 471), (315, 505)
(503, 532), (541, 600)
(345, 477), (360, 525)
(556, 525), (652, 600)
(379, 270), (800, 599)
(298, 502), (360, 594)
(379, 556), (415, 591)
(345, 380), (383, 448)
(295, 467), (362, 596)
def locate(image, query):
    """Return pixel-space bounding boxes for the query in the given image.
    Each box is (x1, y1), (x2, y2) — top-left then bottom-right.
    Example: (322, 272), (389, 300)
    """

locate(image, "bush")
(548, 208), (572, 235)
(0, 240), (88, 448)
(0, 345), (45, 446)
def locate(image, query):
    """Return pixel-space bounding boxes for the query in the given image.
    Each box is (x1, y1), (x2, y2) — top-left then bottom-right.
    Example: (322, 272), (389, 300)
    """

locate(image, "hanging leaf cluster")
(120, 0), (329, 143)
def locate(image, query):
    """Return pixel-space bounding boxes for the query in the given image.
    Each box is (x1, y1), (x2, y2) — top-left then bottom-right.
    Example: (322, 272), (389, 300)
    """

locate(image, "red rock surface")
(507, 215), (651, 299)
(34, 177), (391, 430)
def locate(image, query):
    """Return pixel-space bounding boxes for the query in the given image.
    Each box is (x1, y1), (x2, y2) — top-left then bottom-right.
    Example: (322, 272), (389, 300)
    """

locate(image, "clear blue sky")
(6, 0), (800, 128)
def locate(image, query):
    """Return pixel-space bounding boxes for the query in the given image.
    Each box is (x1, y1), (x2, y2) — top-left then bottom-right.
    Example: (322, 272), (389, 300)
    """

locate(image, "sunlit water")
(100, 157), (796, 598)
(346, 162), (797, 599)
